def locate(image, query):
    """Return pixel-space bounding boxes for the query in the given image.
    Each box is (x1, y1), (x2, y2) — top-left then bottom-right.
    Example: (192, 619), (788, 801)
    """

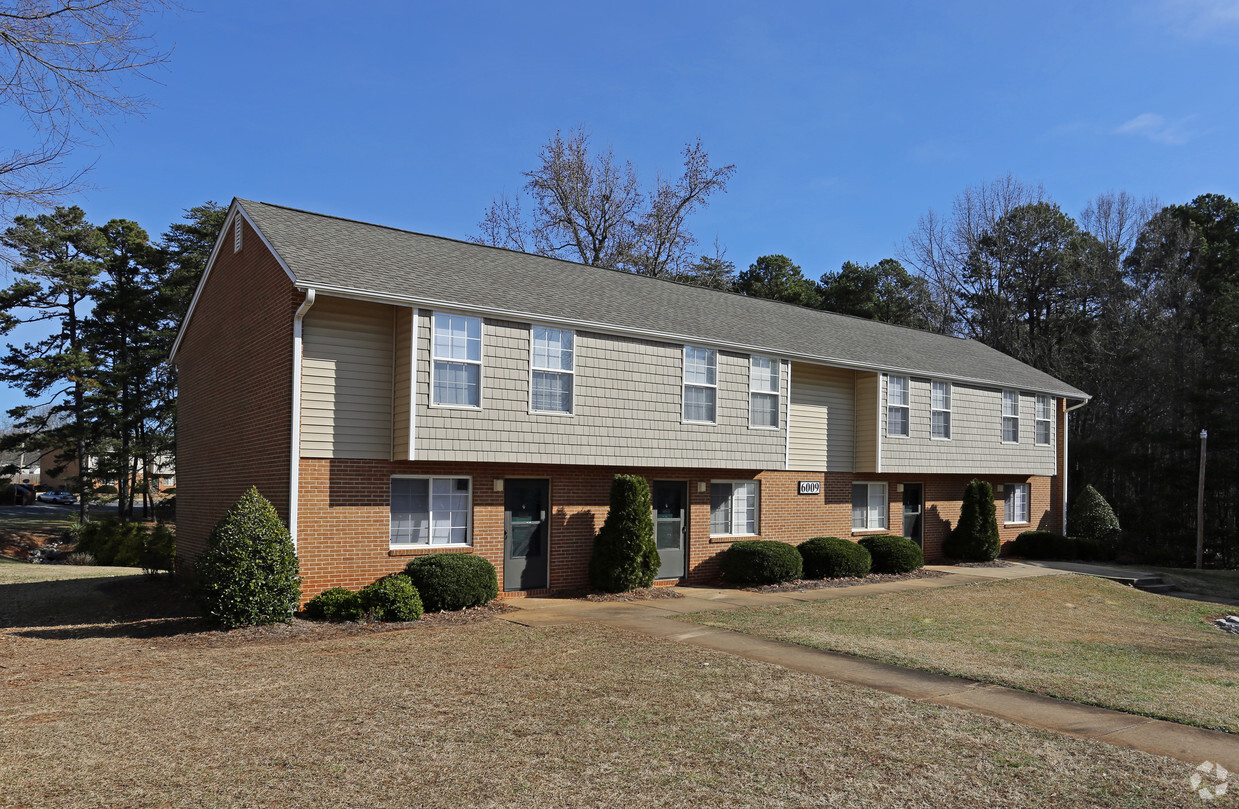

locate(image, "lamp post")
(1197, 429), (1207, 570)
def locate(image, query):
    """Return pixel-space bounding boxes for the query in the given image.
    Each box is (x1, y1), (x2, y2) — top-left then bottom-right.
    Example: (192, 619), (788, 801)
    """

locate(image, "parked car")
(37, 490), (76, 505)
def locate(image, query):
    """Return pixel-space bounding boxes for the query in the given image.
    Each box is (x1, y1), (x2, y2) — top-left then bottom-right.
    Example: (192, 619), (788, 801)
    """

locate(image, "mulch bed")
(745, 569), (949, 593)
(584, 587), (685, 602)
(953, 560), (1016, 568)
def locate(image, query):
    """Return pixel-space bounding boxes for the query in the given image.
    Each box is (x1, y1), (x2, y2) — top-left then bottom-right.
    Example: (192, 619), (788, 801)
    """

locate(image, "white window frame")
(1004, 482), (1030, 525)
(1035, 395), (1052, 446)
(709, 480), (760, 537)
(887, 375), (910, 438)
(931, 380), (952, 440)
(390, 474), (474, 547)
(529, 325), (575, 416)
(1001, 390), (1020, 444)
(749, 355), (780, 429)
(682, 345), (717, 425)
(431, 311), (483, 409)
(852, 482), (888, 531)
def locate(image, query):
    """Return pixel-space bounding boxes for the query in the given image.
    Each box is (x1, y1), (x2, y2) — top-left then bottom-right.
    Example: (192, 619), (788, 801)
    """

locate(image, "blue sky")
(1, 0), (1237, 414)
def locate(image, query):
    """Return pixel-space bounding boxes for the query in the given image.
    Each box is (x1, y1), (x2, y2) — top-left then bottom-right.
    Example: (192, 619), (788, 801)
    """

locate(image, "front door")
(652, 481), (688, 580)
(504, 479), (549, 591)
(902, 483), (924, 548)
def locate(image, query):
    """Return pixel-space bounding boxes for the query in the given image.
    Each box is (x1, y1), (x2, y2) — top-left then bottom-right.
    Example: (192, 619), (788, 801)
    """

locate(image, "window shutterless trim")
(709, 479), (760, 536)
(528, 324), (575, 416)
(390, 474), (474, 548)
(682, 344), (718, 425)
(1004, 481), (1030, 525)
(430, 311), (483, 410)
(748, 353), (780, 430)
(851, 481), (888, 531)
(1034, 394), (1052, 446)
(1001, 389), (1020, 444)
(886, 374), (910, 438)
(930, 380), (952, 440)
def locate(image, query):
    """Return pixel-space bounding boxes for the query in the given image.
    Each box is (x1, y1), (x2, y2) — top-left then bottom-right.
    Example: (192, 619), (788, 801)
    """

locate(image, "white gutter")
(289, 288), (316, 550)
(1062, 398), (1089, 535)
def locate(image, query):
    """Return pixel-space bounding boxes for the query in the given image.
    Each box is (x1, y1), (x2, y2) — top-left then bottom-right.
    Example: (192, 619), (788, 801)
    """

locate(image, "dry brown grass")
(683, 575), (1239, 733)
(0, 564), (1218, 808)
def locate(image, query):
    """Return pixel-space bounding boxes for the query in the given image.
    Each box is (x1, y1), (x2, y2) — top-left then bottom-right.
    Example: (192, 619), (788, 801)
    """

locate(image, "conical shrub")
(943, 479), (1000, 561)
(588, 475), (660, 592)
(1068, 485), (1121, 544)
(195, 487), (300, 628)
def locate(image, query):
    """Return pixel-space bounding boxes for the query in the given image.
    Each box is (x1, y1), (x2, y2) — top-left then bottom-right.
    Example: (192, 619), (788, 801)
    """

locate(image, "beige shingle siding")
(788, 363), (855, 472)
(854, 372), (880, 473)
(413, 314), (786, 468)
(300, 297), (395, 459)
(879, 377), (1056, 475)
(392, 307), (413, 460)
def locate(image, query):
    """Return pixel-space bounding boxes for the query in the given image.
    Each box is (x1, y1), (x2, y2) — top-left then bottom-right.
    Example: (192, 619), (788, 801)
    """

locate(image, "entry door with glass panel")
(902, 483), (924, 548)
(504, 479), (549, 591)
(652, 481), (688, 580)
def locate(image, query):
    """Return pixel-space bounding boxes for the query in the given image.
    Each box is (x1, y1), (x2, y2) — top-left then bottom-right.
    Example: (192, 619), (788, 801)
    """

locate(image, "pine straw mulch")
(954, 559), (1017, 568)
(744, 568), (949, 593)
(583, 587), (685, 602)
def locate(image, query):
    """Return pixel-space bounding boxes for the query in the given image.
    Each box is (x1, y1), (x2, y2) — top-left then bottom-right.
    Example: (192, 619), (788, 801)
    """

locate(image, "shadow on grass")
(0, 574), (210, 638)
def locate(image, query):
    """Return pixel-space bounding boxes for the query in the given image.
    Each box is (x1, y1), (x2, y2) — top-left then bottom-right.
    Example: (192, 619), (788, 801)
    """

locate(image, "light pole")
(1197, 429), (1207, 570)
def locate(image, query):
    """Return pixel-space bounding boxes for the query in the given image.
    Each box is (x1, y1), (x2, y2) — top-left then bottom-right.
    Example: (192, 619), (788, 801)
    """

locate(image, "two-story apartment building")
(171, 199), (1088, 600)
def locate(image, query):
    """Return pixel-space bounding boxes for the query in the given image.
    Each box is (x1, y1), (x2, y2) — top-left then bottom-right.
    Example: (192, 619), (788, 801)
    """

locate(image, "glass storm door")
(504, 479), (549, 591)
(902, 483), (924, 548)
(652, 481), (688, 580)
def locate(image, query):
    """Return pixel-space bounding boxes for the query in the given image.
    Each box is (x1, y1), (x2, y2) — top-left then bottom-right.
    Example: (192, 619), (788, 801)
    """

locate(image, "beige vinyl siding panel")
(415, 314), (786, 468)
(300, 296), (395, 459)
(392, 307), (413, 460)
(853, 372), (879, 473)
(788, 363), (854, 472)
(880, 378), (1056, 475)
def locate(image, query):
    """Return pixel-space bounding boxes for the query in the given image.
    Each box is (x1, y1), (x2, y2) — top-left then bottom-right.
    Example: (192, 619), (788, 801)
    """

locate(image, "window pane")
(434, 314), (481, 362)
(888, 406), (908, 437)
(1002, 391), (1018, 416)
(1036, 395), (1051, 420)
(685, 385), (716, 422)
(852, 484), (867, 529)
(868, 485), (885, 529)
(736, 482), (758, 534)
(750, 356), (778, 393)
(751, 392), (778, 427)
(433, 361), (480, 406)
(932, 381), (950, 410)
(532, 370), (572, 413)
(1036, 421), (1051, 445)
(932, 411), (950, 439)
(391, 478), (429, 544)
(1003, 416), (1019, 442)
(685, 347), (716, 386)
(533, 326), (573, 372)
(710, 483), (731, 534)
(889, 376), (909, 406)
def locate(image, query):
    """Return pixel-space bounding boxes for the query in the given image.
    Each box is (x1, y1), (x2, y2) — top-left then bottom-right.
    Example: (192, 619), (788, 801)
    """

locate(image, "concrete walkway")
(502, 563), (1239, 769)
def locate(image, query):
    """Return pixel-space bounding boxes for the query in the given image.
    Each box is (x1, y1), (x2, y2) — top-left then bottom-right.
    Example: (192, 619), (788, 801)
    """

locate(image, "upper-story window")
(1002, 390), (1020, 443)
(683, 346), (717, 423)
(1035, 395), (1052, 446)
(887, 375), (910, 437)
(432, 313), (482, 407)
(531, 326), (574, 414)
(749, 356), (779, 428)
(931, 380), (952, 439)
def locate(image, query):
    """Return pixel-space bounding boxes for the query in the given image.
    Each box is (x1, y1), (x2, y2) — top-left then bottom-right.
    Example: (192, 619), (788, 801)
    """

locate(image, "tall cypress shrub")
(588, 475), (660, 592)
(943, 479), (1000, 561)
(195, 487), (301, 628)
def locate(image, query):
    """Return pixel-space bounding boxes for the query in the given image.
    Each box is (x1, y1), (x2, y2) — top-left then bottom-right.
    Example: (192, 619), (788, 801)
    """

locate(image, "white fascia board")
(298, 282), (1092, 402)
(168, 200), (298, 362)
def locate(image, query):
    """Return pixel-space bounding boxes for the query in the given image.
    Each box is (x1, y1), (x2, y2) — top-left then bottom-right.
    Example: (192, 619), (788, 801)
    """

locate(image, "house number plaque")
(797, 481), (821, 495)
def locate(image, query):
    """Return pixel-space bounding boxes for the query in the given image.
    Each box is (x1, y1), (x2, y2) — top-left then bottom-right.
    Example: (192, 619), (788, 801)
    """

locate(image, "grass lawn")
(681, 575), (1239, 733)
(0, 565), (1220, 808)
(1150, 567), (1239, 602)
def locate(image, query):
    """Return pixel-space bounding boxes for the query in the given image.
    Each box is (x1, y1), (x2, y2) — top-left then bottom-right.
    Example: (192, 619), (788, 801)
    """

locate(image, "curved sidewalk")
(504, 564), (1239, 770)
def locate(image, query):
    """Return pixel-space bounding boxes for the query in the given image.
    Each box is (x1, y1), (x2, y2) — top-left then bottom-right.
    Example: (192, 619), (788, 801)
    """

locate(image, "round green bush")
(798, 537), (871, 579)
(360, 574), (423, 621)
(404, 554), (498, 612)
(719, 540), (803, 584)
(194, 487), (301, 629)
(303, 587), (363, 621)
(857, 535), (924, 574)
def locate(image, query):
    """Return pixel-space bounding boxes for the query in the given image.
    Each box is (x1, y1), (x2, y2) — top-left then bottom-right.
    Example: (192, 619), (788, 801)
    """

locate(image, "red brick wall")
(296, 458), (1057, 601)
(175, 214), (301, 567)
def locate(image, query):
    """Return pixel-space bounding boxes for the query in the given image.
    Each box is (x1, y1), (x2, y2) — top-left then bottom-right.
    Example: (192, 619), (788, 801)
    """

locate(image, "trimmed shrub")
(141, 524), (175, 576)
(75, 518), (147, 567)
(303, 587), (363, 621)
(858, 535), (924, 574)
(1068, 485), (1121, 546)
(1073, 536), (1112, 562)
(404, 554), (498, 612)
(798, 537), (871, 579)
(943, 479), (1000, 561)
(719, 540), (803, 584)
(588, 475), (660, 593)
(194, 487), (301, 629)
(359, 575), (423, 621)
(1007, 530), (1075, 560)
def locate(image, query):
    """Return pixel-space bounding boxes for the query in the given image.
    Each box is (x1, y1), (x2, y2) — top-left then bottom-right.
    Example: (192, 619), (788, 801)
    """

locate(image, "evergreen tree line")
(0, 202), (226, 523)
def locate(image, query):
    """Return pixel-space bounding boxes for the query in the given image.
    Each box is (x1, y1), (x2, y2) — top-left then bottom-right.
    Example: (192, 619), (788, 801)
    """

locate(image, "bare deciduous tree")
(475, 127), (735, 277)
(0, 0), (172, 209)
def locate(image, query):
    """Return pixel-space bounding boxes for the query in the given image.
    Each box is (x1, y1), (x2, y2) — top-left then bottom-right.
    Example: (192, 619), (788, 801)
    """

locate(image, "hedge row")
(719, 535), (924, 584)
(302, 554), (499, 622)
(1006, 530), (1115, 562)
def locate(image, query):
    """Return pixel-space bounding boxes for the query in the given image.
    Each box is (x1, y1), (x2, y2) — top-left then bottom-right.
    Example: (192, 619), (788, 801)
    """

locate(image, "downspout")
(1062, 399), (1088, 535)
(290, 288), (316, 551)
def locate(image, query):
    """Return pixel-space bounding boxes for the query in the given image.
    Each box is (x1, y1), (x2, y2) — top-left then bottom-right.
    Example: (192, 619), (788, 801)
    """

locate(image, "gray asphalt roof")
(239, 199), (1088, 400)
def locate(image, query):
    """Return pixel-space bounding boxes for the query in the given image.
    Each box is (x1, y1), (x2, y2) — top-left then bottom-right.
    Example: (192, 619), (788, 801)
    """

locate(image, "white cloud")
(1114, 113), (1196, 145)
(1155, 0), (1239, 37)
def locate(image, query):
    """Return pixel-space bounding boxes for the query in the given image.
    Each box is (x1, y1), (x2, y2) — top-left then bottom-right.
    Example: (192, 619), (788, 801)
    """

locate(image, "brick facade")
(296, 458), (1057, 601)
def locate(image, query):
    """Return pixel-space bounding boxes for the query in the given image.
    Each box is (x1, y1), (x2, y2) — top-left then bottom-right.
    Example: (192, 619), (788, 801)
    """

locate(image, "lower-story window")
(711, 480), (759, 536)
(852, 482), (888, 531)
(1005, 482), (1030, 524)
(391, 476), (472, 546)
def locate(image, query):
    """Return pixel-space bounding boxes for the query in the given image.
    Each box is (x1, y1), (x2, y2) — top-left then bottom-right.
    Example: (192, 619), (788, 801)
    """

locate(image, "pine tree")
(944, 479), (1001, 561)
(588, 475), (660, 592)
